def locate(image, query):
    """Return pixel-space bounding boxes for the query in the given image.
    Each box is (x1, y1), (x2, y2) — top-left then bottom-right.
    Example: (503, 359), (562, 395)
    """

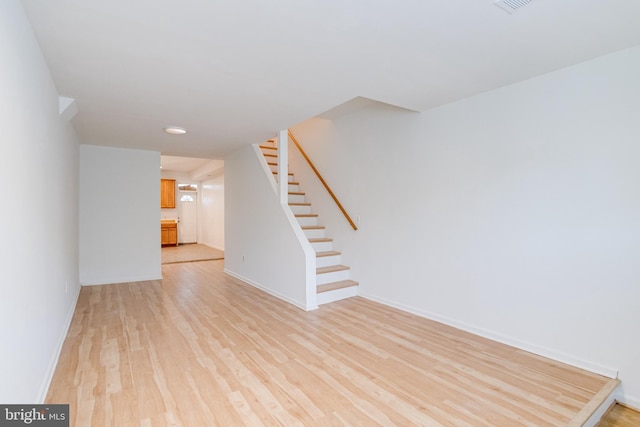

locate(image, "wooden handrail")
(288, 130), (358, 231)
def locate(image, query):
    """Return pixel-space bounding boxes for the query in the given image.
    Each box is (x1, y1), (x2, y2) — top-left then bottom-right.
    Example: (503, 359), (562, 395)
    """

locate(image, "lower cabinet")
(161, 222), (178, 246)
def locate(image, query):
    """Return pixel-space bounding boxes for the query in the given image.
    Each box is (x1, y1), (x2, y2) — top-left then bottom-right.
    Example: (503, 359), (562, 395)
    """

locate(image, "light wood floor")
(597, 403), (640, 427)
(161, 244), (224, 265)
(47, 260), (614, 426)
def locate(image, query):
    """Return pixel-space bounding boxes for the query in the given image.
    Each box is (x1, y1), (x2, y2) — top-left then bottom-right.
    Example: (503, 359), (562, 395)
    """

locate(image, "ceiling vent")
(494, 0), (534, 14)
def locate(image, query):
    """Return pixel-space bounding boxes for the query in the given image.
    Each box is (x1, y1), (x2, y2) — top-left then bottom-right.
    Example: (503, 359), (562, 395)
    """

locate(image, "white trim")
(80, 274), (163, 286)
(359, 292), (619, 380)
(615, 393), (640, 411)
(224, 269), (316, 311)
(317, 285), (358, 305)
(582, 383), (620, 427)
(278, 130), (288, 205)
(35, 285), (81, 403)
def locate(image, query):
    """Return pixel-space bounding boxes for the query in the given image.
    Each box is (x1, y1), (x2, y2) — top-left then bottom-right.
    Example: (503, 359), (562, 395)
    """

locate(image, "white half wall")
(200, 174), (225, 250)
(291, 45), (640, 406)
(0, 0), (80, 403)
(225, 144), (315, 310)
(79, 145), (161, 285)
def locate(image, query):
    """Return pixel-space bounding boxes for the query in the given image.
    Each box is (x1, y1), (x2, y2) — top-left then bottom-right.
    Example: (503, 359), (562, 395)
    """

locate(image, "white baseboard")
(359, 292), (619, 380)
(616, 392), (640, 411)
(223, 268), (309, 311)
(80, 274), (163, 286)
(36, 285), (81, 403)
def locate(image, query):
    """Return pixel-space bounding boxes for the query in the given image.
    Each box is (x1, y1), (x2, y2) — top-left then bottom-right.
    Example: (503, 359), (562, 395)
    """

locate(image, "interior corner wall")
(200, 174), (225, 250)
(291, 45), (640, 405)
(79, 145), (161, 285)
(0, 0), (80, 403)
(224, 145), (308, 309)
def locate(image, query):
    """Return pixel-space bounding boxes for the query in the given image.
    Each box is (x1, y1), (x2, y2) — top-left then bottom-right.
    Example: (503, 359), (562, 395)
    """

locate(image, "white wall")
(0, 0), (80, 403)
(79, 145), (161, 285)
(291, 45), (640, 406)
(200, 174), (225, 250)
(225, 145), (315, 310)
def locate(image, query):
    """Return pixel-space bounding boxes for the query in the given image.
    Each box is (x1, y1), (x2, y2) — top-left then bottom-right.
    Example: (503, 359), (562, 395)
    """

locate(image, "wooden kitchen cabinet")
(161, 179), (176, 208)
(161, 221), (178, 246)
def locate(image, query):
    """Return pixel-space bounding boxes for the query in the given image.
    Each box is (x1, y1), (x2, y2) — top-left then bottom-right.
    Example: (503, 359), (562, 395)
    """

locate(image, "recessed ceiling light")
(164, 126), (186, 135)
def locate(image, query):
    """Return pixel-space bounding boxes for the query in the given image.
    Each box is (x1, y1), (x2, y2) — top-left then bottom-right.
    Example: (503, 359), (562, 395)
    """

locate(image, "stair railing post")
(278, 129), (289, 205)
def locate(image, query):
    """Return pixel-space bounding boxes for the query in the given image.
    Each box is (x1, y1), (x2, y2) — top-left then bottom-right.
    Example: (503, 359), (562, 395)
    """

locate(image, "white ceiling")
(161, 156), (212, 173)
(20, 0), (640, 159)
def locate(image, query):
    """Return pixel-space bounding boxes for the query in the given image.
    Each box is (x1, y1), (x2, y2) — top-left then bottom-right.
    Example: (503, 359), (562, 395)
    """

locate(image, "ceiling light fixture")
(164, 126), (187, 135)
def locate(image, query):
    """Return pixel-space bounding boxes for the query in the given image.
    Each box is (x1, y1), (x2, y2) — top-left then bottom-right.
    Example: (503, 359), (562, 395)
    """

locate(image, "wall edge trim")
(36, 285), (81, 403)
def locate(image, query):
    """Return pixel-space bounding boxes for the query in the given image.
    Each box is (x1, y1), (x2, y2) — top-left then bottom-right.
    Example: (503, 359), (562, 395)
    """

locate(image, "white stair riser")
(288, 193), (306, 204)
(288, 184), (299, 192)
(310, 240), (333, 252)
(269, 164), (282, 173)
(289, 205), (311, 215)
(303, 228), (325, 239)
(316, 254), (341, 268)
(317, 285), (358, 305)
(296, 217), (318, 227)
(316, 269), (350, 285)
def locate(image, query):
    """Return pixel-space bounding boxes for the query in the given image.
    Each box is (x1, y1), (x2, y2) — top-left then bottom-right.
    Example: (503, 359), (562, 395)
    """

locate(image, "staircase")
(259, 140), (358, 305)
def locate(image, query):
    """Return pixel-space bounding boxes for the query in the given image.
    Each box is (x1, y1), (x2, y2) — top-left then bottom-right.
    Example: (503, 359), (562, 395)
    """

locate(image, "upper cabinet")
(160, 179), (176, 208)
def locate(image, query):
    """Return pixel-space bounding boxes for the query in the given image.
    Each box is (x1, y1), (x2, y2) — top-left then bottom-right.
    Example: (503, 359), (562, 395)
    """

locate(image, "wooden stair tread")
(316, 251), (341, 258)
(288, 192), (305, 195)
(309, 238), (332, 243)
(289, 202), (311, 206)
(288, 182), (300, 186)
(302, 225), (325, 230)
(273, 172), (294, 176)
(259, 145), (277, 150)
(267, 162), (278, 166)
(263, 153), (277, 158)
(295, 214), (318, 218)
(568, 378), (620, 427)
(317, 280), (359, 294)
(317, 265), (350, 274)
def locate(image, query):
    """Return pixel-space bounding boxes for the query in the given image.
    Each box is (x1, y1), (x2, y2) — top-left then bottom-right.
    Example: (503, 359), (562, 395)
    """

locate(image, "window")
(178, 183), (197, 192)
(180, 194), (194, 202)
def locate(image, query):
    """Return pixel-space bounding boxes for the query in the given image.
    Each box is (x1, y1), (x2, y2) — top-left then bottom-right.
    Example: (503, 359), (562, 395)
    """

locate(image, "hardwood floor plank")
(46, 260), (613, 426)
(597, 403), (640, 426)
